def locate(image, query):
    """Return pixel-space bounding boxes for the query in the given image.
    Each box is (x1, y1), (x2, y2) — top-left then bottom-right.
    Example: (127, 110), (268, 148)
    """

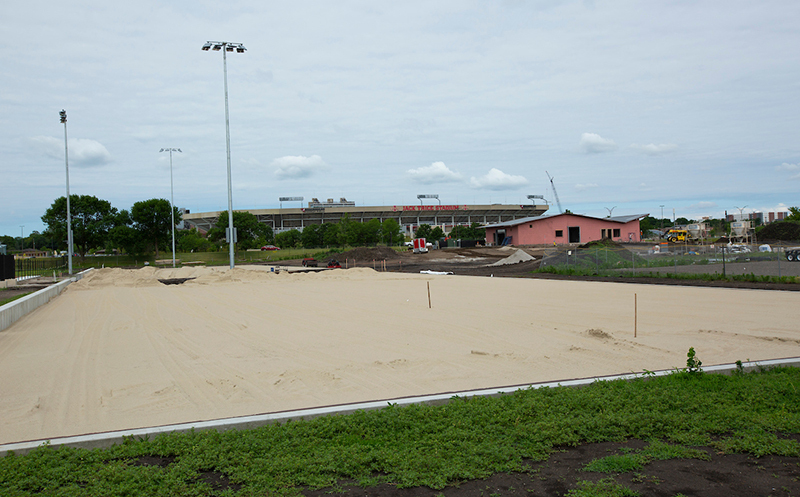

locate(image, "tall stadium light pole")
(160, 148), (182, 268)
(60, 110), (73, 275)
(203, 41), (246, 269)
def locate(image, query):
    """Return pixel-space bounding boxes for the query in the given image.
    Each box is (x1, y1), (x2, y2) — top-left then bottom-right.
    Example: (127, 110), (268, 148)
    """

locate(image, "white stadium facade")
(183, 198), (549, 236)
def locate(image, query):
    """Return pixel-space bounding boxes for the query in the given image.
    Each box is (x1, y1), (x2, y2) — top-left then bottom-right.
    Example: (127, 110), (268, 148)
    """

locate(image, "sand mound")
(487, 249), (535, 266)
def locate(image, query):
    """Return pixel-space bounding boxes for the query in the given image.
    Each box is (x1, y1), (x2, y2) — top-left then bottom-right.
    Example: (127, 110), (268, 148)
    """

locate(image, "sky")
(2, 0), (799, 237)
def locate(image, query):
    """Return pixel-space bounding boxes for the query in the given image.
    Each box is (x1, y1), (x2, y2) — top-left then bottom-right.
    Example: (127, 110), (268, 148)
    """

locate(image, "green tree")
(429, 227), (445, 241)
(130, 199), (181, 258)
(176, 228), (215, 252)
(449, 222), (486, 240)
(380, 219), (402, 246)
(275, 229), (301, 248)
(323, 223), (341, 247)
(210, 211), (273, 250)
(41, 195), (118, 258)
(300, 224), (323, 248)
(786, 207), (800, 222)
(414, 224), (432, 240)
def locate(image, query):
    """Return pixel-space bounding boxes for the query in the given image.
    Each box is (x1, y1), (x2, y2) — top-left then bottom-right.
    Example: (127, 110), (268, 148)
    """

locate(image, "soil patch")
(303, 440), (800, 497)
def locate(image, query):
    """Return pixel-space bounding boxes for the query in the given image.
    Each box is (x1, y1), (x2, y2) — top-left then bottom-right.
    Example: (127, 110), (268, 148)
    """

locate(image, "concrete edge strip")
(0, 269), (93, 333)
(2, 356), (798, 456)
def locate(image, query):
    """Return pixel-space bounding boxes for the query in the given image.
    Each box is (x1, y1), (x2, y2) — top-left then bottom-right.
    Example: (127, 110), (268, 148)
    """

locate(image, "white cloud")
(579, 133), (617, 154)
(470, 168), (528, 190)
(630, 143), (678, 155)
(31, 136), (112, 167)
(272, 155), (328, 179)
(777, 162), (799, 171)
(407, 161), (463, 184)
(574, 183), (598, 192)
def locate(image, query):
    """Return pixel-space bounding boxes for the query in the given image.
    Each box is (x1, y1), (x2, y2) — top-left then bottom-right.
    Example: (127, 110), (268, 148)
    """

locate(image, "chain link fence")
(539, 240), (800, 278)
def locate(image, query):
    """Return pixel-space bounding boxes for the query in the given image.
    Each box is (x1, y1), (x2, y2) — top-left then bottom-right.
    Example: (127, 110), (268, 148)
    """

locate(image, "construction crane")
(545, 171), (563, 214)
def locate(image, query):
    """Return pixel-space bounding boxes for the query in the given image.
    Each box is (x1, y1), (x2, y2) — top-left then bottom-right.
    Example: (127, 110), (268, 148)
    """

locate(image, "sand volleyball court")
(0, 266), (798, 445)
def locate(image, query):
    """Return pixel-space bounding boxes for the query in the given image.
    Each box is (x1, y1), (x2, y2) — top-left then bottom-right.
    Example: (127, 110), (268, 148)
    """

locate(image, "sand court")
(0, 266), (798, 445)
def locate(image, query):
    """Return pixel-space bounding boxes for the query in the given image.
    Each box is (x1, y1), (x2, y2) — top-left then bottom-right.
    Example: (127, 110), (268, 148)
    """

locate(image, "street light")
(160, 148), (182, 268)
(605, 206), (617, 217)
(203, 40), (246, 269)
(734, 205), (748, 221)
(60, 110), (73, 275)
(660, 205), (665, 232)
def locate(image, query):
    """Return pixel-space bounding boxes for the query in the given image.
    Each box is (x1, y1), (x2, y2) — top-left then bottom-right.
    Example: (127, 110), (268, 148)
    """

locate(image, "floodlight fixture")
(202, 43), (212, 51)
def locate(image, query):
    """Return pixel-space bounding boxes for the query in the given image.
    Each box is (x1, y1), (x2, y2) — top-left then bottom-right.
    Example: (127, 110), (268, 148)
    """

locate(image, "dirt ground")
(284, 246), (800, 290)
(301, 438), (800, 497)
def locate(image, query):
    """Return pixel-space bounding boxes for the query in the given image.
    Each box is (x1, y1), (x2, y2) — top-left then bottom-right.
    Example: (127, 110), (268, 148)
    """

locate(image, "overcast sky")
(3, 0), (799, 237)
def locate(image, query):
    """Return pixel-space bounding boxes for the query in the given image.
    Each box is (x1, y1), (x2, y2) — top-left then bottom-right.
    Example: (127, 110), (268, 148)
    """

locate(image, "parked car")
(302, 258), (318, 267)
(260, 245), (280, 251)
(327, 259), (342, 268)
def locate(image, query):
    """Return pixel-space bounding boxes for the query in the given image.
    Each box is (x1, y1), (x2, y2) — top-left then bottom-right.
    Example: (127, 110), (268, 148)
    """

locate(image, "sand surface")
(0, 266), (798, 445)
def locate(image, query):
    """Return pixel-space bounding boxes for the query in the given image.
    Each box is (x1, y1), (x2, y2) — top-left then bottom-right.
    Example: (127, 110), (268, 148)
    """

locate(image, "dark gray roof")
(483, 213), (649, 229)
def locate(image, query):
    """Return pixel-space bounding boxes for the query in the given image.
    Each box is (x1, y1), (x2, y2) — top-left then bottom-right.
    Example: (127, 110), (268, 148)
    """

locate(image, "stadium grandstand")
(183, 197), (549, 236)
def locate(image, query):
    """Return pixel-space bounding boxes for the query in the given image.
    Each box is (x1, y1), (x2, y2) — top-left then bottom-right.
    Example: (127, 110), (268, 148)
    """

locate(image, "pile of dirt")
(578, 238), (623, 249)
(486, 249), (535, 266)
(338, 247), (405, 262)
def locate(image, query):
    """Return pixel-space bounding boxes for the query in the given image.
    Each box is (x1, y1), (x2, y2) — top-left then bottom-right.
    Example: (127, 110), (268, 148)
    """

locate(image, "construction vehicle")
(664, 229), (689, 242)
(787, 247), (800, 262)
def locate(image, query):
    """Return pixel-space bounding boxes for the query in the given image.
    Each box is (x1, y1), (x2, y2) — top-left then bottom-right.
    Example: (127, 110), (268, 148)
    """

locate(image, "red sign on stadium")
(394, 205), (467, 212)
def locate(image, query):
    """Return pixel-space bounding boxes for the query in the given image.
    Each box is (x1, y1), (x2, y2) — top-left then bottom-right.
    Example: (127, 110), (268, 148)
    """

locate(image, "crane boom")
(546, 171), (563, 214)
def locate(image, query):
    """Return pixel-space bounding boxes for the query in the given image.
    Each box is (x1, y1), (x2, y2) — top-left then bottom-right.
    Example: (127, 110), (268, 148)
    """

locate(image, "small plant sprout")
(686, 347), (703, 374)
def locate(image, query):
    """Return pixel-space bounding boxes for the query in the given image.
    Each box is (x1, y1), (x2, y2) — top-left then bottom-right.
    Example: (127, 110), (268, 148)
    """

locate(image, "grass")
(536, 264), (799, 284)
(1, 363), (799, 496)
(0, 290), (33, 307)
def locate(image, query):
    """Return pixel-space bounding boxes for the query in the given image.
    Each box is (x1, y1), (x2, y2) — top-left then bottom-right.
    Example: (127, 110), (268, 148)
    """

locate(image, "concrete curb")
(0, 269), (92, 333)
(2, 356), (798, 456)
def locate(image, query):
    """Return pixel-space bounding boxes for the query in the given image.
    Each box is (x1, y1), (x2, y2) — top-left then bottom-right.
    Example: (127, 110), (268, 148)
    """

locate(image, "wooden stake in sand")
(427, 281), (431, 308)
(634, 293), (638, 338)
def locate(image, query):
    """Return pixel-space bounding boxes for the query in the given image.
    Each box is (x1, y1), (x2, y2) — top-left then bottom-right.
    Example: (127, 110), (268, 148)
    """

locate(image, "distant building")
(483, 213), (648, 246)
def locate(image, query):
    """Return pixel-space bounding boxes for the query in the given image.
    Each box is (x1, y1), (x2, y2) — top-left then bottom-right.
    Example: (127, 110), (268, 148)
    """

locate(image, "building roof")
(483, 212), (649, 229)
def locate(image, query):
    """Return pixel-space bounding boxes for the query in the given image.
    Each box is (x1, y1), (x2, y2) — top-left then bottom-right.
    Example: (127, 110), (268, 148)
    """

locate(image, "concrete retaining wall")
(1, 356), (797, 456)
(0, 269), (92, 333)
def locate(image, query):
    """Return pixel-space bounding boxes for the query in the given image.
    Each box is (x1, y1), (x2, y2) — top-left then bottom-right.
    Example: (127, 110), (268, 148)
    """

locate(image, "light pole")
(60, 110), (73, 275)
(605, 206), (616, 217)
(734, 205), (748, 221)
(160, 148), (181, 268)
(202, 41), (246, 269)
(19, 226), (24, 251)
(659, 205), (664, 232)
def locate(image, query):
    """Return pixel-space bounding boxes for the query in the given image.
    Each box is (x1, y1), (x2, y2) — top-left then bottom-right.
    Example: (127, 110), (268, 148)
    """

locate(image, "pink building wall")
(485, 214), (642, 246)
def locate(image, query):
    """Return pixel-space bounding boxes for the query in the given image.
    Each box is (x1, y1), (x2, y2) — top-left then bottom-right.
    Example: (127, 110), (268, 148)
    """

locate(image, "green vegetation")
(537, 265), (799, 285)
(2, 362), (798, 496)
(0, 290), (33, 307)
(583, 441), (710, 474)
(567, 478), (640, 497)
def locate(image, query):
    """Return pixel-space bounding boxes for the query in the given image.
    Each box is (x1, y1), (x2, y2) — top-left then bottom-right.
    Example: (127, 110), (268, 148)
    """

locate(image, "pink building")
(483, 213), (648, 246)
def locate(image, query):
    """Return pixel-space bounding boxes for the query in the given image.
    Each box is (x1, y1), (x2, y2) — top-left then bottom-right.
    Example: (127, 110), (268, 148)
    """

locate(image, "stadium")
(183, 197), (550, 235)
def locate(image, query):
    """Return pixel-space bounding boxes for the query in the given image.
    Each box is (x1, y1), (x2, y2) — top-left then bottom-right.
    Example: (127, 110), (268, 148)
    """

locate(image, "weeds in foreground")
(1, 365), (799, 496)
(535, 265), (798, 284)
(567, 478), (640, 496)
